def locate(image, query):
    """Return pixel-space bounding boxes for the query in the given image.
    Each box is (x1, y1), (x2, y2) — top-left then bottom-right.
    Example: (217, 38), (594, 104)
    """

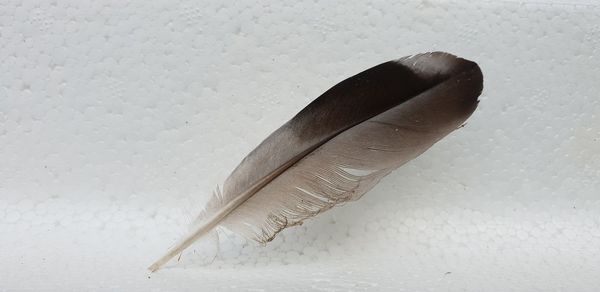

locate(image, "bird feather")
(149, 51), (483, 271)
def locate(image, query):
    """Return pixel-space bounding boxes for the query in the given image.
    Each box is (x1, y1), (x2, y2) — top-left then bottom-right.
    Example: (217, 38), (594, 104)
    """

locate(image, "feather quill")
(149, 52), (483, 271)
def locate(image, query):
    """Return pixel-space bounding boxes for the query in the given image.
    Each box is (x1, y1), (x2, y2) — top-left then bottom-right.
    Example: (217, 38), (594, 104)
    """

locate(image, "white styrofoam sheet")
(1, 1), (599, 291)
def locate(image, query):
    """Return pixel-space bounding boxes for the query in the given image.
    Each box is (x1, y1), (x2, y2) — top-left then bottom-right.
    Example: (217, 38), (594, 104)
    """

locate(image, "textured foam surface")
(1, 1), (599, 291)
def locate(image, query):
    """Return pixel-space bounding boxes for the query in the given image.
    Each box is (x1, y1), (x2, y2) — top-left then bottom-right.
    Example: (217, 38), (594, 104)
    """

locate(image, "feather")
(149, 51), (483, 271)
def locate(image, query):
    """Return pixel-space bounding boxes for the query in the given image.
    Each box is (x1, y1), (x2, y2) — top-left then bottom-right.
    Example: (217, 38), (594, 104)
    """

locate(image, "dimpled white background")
(1, 0), (599, 291)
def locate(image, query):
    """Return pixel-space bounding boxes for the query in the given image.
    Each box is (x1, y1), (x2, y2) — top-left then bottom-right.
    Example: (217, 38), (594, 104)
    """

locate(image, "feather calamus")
(149, 52), (483, 271)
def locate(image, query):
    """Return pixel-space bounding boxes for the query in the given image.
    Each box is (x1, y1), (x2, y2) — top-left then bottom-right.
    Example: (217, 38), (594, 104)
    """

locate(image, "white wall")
(1, 1), (599, 291)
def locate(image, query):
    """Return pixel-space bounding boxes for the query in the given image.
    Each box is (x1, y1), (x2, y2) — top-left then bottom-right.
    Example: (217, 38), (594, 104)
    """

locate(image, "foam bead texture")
(1, 1), (599, 291)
